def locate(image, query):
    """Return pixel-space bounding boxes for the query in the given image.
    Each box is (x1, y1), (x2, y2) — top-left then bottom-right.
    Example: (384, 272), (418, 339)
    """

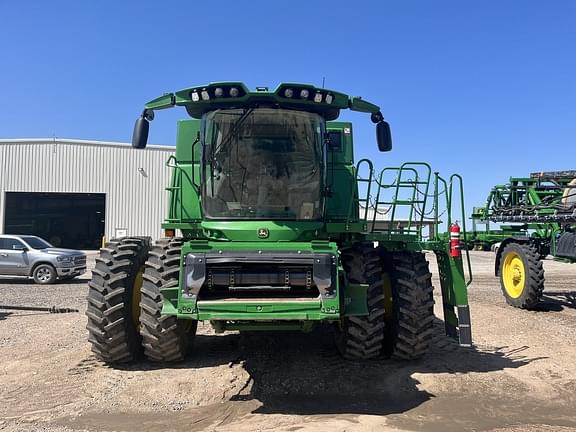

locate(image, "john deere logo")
(258, 228), (269, 239)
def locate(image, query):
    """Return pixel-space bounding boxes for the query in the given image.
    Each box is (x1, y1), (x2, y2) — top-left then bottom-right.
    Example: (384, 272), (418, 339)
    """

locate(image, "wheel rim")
(131, 268), (144, 327)
(502, 252), (526, 298)
(37, 267), (52, 282)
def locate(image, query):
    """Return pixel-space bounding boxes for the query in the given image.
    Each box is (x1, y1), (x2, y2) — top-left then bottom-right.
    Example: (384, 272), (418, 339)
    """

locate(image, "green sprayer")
(481, 171), (576, 308)
(86, 82), (472, 363)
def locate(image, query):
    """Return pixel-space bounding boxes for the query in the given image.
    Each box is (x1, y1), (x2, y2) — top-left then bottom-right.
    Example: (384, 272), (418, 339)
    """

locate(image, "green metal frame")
(481, 171), (576, 260)
(457, 207), (527, 250)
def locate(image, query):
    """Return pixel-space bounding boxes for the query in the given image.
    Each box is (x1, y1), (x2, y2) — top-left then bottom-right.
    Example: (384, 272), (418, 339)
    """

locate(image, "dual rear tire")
(140, 238), (195, 362)
(86, 237), (195, 364)
(337, 245), (435, 361)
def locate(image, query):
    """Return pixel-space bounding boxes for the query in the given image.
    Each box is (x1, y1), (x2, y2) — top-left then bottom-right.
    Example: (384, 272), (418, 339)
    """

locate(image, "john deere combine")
(481, 171), (576, 308)
(86, 82), (472, 363)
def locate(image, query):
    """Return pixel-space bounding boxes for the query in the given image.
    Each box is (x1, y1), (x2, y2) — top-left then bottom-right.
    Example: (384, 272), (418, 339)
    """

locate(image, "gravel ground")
(1, 251), (576, 432)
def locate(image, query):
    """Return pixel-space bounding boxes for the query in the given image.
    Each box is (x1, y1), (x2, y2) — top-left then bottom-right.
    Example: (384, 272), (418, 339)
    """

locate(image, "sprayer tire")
(499, 242), (544, 309)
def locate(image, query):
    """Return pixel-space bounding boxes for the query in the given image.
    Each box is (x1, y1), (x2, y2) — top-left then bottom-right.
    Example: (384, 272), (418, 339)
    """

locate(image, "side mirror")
(376, 121), (392, 152)
(132, 117), (149, 149)
(14, 245), (28, 252)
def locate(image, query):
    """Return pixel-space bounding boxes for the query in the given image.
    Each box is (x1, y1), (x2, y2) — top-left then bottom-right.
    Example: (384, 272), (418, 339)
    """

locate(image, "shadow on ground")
(537, 291), (576, 311)
(112, 318), (543, 417)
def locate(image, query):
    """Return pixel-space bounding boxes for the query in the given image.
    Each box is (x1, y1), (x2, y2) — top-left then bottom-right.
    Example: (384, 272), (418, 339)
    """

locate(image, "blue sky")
(1, 1), (574, 216)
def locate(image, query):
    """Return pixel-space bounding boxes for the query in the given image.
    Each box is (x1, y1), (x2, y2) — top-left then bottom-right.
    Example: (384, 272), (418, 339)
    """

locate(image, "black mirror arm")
(142, 109), (155, 121)
(370, 111), (384, 124)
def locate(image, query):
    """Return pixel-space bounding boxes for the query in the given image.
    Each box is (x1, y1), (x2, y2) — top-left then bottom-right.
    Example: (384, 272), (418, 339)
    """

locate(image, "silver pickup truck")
(0, 235), (86, 284)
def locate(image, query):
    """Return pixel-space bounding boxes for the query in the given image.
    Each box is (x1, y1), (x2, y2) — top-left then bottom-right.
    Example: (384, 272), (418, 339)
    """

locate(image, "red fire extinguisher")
(449, 222), (461, 257)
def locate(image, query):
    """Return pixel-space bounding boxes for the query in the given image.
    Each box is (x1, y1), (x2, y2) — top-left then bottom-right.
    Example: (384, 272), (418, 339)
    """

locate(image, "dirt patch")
(1, 252), (576, 431)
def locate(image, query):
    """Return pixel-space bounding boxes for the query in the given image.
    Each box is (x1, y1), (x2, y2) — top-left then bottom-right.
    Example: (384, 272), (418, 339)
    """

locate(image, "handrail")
(347, 159), (374, 228)
(373, 163), (431, 239)
(341, 159), (471, 263)
(164, 155), (198, 223)
(373, 167), (399, 235)
(400, 162), (432, 233)
(389, 167), (418, 230)
(449, 174), (473, 287)
(434, 172), (440, 239)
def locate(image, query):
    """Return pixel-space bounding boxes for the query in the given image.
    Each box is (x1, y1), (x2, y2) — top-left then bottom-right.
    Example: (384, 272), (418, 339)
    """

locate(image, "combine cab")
(481, 171), (576, 308)
(86, 82), (472, 363)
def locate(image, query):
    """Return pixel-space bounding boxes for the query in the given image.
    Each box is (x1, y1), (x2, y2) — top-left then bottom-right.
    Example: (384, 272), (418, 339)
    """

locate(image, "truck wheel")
(336, 244), (386, 360)
(86, 237), (151, 363)
(33, 264), (57, 284)
(140, 238), (196, 362)
(499, 242), (544, 309)
(382, 251), (434, 360)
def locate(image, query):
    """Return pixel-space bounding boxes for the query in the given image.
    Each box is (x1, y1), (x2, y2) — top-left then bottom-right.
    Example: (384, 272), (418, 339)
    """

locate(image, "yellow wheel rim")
(502, 252), (525, 298)
(131, 268), (144, 327)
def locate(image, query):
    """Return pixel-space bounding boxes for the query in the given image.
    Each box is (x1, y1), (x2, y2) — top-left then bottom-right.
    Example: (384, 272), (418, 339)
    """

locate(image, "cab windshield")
(202, 108), (324, 220)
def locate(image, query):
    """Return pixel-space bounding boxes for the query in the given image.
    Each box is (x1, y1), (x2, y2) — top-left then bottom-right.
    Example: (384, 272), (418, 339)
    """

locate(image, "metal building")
(0, 138), (174, 249)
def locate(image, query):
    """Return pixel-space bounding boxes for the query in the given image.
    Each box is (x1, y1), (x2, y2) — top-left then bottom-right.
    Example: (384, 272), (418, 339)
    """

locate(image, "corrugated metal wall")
(0, 139), (175, 242)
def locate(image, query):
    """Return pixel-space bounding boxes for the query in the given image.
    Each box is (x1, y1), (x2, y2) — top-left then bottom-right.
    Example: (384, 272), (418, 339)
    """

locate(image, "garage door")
(3, 192), (105, 249)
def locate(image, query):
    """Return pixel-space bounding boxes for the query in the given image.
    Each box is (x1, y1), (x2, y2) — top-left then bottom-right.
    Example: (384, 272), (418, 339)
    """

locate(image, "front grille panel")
(184, 251), (335, 301)
(200, 263), (319, 300)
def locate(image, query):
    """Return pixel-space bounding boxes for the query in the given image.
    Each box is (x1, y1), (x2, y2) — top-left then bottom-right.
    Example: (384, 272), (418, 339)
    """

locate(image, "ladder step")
(378, 200), (426, 205)
(397, 181), (429, 185)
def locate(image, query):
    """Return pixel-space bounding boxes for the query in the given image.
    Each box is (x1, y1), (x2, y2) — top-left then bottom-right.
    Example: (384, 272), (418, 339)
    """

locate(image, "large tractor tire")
(140, 238), (196, 362)
(336, 244), (386, 360)
(86, 237), (151, 363)
(382, 251), (435, 360)
(499, 242), (544, 309)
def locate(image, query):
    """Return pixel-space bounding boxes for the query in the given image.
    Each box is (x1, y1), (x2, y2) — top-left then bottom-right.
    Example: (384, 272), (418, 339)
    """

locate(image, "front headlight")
(56, 256), (74, 263)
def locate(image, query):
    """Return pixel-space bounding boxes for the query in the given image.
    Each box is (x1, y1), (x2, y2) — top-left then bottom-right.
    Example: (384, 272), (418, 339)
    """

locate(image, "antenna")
(322, 77), (325, 88)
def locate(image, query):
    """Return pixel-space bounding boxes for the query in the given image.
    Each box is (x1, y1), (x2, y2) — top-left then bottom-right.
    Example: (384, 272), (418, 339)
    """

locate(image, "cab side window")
(0, 238), (26, 250)
(327, 131), (342, 152)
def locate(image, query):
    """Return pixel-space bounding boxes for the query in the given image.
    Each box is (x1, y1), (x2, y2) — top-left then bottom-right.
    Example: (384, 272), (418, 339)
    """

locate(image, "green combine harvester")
(481, 171), (576, 308)
(86, 82), (472, 363)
